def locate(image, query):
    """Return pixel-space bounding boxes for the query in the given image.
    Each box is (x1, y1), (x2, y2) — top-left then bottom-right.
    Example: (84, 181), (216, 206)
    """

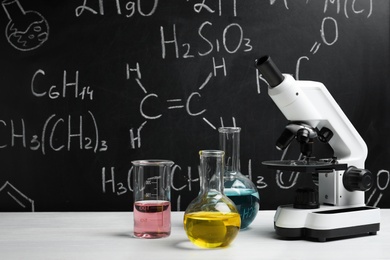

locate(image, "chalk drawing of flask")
(2, 0), (49, 51)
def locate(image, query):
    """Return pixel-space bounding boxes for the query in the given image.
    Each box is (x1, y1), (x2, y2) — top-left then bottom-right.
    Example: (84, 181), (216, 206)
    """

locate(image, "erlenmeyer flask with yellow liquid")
(183, 150), (241, 248)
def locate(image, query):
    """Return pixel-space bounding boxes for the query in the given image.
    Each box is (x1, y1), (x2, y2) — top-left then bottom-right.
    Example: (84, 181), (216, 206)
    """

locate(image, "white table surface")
(0, 210), (389, 260)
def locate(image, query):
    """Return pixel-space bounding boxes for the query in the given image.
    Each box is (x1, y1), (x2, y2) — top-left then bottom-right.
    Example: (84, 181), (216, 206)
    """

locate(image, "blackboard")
(0, 0), (389, 211)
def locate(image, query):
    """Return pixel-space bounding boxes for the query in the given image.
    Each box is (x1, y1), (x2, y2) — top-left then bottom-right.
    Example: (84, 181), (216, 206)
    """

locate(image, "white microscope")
(255, 56), (380, 242)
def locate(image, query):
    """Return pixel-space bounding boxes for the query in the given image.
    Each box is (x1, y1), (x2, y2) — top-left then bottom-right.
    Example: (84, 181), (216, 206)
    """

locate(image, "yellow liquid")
(183, 211), (241, 248)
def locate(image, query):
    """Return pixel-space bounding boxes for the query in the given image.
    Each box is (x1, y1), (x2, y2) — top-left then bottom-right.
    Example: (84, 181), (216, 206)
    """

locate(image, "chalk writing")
(0, 112), (107, 154)
(294, 0), (373, 79)
(102, 159), (258, 194)
(126, 60), (230, 148)
(0, 182), (34, 211)
(0, 0), (387, 212)
(129, 121), (147, 149)
(102, 167), (127, 195)
(270, 0), (289, 10)
(324, 0), (373, 18)
(367, 169), (389, 207)
(255, 1), (376, 81)
(75, 0), (159, 17)
(296, 15), (340, 79)
(31, 69), (94, 100)
(320, 17), (338, 46)
(2, 0), (49, 51)
(271, 0), (373, 18)
(189, 0), (237, 17)
(160, 22), (252, 59)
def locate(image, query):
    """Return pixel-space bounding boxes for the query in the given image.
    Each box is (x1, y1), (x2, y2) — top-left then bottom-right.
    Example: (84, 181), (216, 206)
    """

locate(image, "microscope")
(255, 56), (380, 242)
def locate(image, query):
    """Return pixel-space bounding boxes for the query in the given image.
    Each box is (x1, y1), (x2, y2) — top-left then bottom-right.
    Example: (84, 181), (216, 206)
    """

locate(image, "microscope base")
(274, 205), (380, 242)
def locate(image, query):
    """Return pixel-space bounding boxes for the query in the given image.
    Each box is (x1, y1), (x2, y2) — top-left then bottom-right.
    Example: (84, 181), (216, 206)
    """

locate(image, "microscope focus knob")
(318, 127), (333, 143)
(343, 166), (373, 192)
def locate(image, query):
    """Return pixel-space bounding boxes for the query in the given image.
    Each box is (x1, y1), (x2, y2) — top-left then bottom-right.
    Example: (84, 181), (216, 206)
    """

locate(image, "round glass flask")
(183, 150), (241, 248)
(219, 127), (260, 229)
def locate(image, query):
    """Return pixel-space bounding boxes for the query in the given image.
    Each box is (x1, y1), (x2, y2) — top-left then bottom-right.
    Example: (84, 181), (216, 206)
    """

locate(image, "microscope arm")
(256, 56), (368, 206)
(269, 74), (368, 169)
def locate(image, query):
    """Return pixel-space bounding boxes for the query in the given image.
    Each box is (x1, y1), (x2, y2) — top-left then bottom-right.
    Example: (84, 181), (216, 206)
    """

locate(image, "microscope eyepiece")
(255, 55), (284, 88)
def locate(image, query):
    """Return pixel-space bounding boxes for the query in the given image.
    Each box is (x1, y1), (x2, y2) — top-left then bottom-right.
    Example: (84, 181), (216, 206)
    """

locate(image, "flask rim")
(218, 127), (241, 133)
(199, 150), (224, 157)
(131, 159), (174, 166)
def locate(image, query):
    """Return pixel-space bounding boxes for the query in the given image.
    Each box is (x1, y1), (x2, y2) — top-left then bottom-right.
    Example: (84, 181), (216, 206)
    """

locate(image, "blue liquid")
(224, 188), (260, 229)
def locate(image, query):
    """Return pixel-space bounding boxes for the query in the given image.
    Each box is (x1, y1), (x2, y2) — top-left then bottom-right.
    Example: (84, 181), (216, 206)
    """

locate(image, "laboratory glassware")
(219, 127), (260, 229)
(183, 150), (240, 248)
(132, 159), (174, 239)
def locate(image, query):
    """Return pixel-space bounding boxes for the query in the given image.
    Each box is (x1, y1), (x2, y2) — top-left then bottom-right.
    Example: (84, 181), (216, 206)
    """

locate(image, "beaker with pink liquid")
(132, 160), (174, 239)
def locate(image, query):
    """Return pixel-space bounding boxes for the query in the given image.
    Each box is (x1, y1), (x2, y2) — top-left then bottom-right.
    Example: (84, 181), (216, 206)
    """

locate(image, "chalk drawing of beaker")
(2, 0), (49, 51)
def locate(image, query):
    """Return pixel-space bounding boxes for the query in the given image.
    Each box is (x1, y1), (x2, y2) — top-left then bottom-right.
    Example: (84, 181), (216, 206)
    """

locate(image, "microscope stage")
(262, 160), (347, 173)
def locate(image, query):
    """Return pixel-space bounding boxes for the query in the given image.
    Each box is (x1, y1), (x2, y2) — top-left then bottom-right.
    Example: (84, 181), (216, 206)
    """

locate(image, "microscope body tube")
(268, 74), (321, 125)
(268, 74), (368, 206)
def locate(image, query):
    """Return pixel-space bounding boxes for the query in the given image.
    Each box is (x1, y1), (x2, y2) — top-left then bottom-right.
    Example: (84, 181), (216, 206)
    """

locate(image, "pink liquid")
(133, 200), (171, 238)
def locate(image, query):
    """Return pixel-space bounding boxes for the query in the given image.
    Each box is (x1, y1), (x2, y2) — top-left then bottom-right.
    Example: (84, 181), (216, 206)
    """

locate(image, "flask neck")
(219, 127), (241, 173)
(199, 150), (225, 194)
